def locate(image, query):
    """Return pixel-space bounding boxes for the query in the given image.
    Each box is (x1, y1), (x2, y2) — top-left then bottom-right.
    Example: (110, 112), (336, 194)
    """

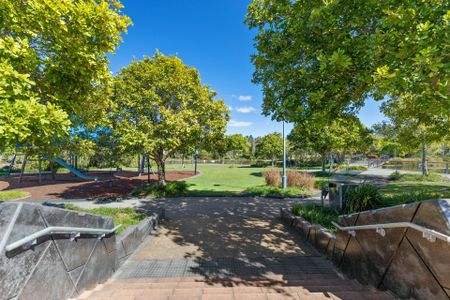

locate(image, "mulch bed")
(0, 170), (194, 200)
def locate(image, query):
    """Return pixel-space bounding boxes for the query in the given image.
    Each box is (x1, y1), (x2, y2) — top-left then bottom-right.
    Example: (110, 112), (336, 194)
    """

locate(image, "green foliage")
(226, 134), (250, 159)
(291, 205), (339, 233)
(289, 115), (371, 170)
(243, 186), (307, 198)
(131, 181), (189, 197)
(0, 0), (131, 152)
(255, 132), (283, 165)
(0, 100), (70, 155)
(246, 0), (449, 141)
(337, 165), (368, 171)
(64, 205), (146, 234)
(111, 53), (229, 184)
(345, 184), (383, 213)
(0, 191), (30, 201)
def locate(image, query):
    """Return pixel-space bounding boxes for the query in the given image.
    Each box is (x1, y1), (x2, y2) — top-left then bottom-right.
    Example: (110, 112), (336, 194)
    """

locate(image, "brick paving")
(74, 197), (395, 300)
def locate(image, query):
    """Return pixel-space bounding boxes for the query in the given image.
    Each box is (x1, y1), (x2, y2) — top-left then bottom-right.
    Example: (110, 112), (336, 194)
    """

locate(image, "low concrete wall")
(281, 199), (450, 300)
(0, 202), (163, 300)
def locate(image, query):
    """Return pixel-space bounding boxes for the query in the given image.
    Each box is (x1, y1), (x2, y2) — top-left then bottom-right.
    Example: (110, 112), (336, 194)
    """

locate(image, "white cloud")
(227, 105), (233, 111)
(236, 106), (256, 113)
(238, 95), (252, 101)
(228, 120), (253, 128)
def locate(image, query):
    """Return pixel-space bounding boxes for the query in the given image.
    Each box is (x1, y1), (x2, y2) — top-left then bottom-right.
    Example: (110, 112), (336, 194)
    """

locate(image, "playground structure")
(3, 151), (157, 184)
(5, 153), (98, 183)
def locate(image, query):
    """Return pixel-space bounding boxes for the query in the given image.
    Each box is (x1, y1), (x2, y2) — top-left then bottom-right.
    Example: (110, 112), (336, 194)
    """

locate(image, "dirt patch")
(0, 170), (195, 200)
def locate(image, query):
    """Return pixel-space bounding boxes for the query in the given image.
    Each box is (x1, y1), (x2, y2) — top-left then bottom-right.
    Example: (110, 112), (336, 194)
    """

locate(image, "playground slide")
(54, 157), (98, 181)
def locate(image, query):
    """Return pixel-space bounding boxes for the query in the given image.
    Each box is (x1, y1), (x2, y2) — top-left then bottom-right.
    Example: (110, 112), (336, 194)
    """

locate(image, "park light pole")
(282, 120), (287, 190)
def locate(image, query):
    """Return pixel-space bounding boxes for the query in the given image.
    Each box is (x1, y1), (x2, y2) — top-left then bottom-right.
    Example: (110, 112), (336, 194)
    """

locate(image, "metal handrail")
(331, 221), (450, 243)
(5, 224), (122, 252)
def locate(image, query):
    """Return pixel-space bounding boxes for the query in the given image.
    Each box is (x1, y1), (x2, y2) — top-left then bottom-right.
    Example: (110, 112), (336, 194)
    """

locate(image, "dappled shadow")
(250, 172), (263, 177)
(135, 197), (341, 296)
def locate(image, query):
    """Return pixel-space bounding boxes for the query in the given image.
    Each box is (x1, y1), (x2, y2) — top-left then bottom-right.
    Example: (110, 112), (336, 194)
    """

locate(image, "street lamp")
(282, 120), (287, 190)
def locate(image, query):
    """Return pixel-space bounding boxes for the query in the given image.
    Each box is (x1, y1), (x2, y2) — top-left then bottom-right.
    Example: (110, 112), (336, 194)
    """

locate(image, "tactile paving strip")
(116, 256), (335, 279)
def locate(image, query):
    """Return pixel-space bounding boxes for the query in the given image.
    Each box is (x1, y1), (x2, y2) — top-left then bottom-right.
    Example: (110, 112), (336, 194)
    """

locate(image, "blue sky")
(108, 0), (386, 137)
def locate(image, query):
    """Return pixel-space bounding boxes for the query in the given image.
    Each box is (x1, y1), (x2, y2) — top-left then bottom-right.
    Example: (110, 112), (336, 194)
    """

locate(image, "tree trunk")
(321, 154), (326, 173)
(271, 157), (275, 167)
(141, 155), (146, 174)
(50, 160), (56, 180)
(19, 155), (27, 183)
(155, 158), (166, 185)
(422, 143), (429, 176)
(38, 158), (42, 184)
(137, 153), (141, 174)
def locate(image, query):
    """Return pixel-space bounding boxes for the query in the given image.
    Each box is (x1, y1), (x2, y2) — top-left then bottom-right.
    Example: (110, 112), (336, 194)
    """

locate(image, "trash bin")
(325, 182), (359, 210)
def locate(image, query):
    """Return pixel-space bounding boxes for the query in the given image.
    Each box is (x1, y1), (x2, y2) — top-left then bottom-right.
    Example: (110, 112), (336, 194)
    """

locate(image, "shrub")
(287, 170), (316, 191)
(345, 184), (383, 213)
(291, 204), (339, 232)
(262, 169), (282, 187)
(337, 165), (368, 172)
(131, 181), (189, 197)
(388, 171), (402, 181)
(348, 165), (368, 171)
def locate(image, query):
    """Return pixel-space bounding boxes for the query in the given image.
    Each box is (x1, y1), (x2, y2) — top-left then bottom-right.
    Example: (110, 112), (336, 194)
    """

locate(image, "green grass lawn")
(64, 205), (147, 233)
(167, 164), (266, 192)
(0, 191), (30, 201)
(165, 164), (313, 197)
(379, 180), (450, 206)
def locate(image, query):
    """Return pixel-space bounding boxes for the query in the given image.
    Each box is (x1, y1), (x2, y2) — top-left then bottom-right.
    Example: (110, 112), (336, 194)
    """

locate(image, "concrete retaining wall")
(0, 202), (162, 300)
(281, 199), (450, 300)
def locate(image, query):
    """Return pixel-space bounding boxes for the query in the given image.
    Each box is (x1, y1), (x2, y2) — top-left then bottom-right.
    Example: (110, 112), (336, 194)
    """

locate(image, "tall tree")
(256, 132), (283, 166)
(226, 134), (250, 162)
(246, 0), (449, 131)
(112, 53), (229, 185)
(0, 0), (131, 153)
(289, 116), (371, 172)
(371, 121), (404, 158)
(382, 98), (448, 175)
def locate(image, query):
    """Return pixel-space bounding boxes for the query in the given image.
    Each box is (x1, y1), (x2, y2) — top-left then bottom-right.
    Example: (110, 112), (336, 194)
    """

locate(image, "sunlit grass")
(64, 205), (147, 234)
(0, 191), (30, 201)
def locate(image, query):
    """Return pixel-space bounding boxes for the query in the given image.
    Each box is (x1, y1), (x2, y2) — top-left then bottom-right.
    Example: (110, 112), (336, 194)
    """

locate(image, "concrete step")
(75, 280), (395, 300)
(77, 289), (394, 300)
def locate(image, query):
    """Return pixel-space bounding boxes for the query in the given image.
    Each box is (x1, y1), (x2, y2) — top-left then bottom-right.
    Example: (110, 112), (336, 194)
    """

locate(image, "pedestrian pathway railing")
(5, 224), (122, 252)
(331, 221), (450, 243)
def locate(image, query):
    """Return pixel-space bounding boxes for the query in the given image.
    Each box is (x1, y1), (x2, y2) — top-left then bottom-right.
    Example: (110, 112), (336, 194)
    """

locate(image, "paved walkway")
(75, 197), (394, 300)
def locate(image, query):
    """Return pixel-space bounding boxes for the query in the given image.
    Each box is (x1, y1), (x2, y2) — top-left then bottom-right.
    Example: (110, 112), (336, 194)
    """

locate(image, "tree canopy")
(226, 134), (250, 160)
(111, 53), (229, 184)
(289, 116), (371, 171)
(246, 0), (449, 129)
(255, 132), (283, 166)
(0, 0), (131, 154)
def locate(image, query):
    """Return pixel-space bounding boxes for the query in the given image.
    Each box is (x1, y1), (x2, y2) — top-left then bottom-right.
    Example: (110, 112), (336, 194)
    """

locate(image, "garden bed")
(0, 170), (195, 200)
